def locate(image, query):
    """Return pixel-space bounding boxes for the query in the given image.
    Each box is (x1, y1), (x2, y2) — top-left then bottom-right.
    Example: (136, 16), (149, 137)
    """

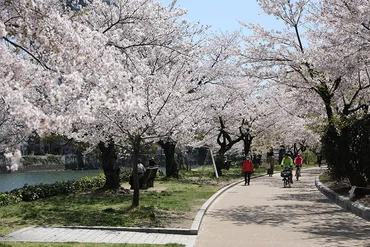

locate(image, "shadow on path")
(204, 167), (370, 245)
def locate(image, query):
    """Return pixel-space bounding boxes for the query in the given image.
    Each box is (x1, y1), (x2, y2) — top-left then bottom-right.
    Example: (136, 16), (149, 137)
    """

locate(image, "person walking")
(129, 159), (146, 189)
(242, 158), (254, 185)
(266, 158), (271, 176)
(267, 152), (275, 177)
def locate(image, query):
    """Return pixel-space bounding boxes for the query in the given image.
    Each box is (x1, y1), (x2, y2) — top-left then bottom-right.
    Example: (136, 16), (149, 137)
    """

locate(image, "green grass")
(178, 163), (267, 183)
(318, 169), (335, 187)
(0, 181), (219, 237)
(0, 243), (183, 247)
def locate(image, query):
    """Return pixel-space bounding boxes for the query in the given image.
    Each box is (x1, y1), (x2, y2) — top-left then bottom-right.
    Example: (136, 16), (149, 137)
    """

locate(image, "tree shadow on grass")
(18, 193), (163, 228)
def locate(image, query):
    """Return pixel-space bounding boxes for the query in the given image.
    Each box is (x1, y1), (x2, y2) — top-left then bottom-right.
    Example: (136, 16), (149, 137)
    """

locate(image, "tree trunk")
(98, 141), (120, 191)
(158, 140), (178, 178)
(242, 134), (253, 158)
(77, 150), (84, 169)
(131, 136), (141, 207)
(215, 151), (226, 176)
(278, 146), (285, 164)
(215, 118), (243, 176)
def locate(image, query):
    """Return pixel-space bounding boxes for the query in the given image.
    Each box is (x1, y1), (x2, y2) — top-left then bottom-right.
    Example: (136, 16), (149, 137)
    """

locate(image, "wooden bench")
(141, 167), (158, 189)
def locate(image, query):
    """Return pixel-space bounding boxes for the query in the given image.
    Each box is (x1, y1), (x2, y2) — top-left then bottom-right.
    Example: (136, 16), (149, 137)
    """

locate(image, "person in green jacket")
(281, 153), (294, 183)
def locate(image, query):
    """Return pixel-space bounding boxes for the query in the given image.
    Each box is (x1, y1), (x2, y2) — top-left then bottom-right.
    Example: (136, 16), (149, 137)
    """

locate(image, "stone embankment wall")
(0, 154), (101, 173)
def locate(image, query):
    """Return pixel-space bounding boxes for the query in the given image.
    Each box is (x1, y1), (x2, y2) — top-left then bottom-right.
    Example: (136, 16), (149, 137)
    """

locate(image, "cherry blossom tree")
(1, 0), (121, 182)
(2, 0), (217, 206)
(66, 1), (208, 206)
(240, 0), (370, 185)
(155, 31), (245, 177)
(0, 0), (168, 198)
(191, 71), (282, 175)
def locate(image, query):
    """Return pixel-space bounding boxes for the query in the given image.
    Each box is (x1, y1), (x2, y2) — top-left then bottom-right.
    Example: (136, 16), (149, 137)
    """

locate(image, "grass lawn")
(0, 179), (221, 237)
(0, 243), (183, 247)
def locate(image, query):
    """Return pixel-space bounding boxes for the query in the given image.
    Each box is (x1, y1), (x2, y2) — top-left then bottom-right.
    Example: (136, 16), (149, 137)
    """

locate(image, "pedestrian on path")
(242, 158), (254, 185)
(266, 152), (275, 177)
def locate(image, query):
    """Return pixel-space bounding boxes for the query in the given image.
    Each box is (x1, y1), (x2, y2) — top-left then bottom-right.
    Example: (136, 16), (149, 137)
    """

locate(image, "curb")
(54, 225), (195, 235)
(315, 177), (370, 222)
(190, 179), (242, 234)
(189, 173), (266, 234)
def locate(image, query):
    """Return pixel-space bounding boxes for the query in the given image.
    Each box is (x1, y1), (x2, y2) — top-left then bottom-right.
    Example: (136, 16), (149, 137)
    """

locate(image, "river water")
(0, 169), (103, 193)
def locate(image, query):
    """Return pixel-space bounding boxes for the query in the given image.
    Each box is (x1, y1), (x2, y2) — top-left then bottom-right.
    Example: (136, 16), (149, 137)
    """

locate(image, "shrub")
(120, 169), (131, 182)
(302, 151), (317, 165)
(22, 155), (63, 167)
(45, 154), (63, 165)
(22, 156), (46, 167)
(323, 114), (370, 186)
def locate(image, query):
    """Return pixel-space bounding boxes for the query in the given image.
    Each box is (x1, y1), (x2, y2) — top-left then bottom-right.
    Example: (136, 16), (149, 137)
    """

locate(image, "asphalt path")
(195, 167), (370, 247)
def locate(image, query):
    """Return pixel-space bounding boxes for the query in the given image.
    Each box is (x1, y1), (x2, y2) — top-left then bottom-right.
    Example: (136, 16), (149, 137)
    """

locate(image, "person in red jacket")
(294, 154), (303, 167)
(294, 154), (303, 179)
(242, 158), (254, 185)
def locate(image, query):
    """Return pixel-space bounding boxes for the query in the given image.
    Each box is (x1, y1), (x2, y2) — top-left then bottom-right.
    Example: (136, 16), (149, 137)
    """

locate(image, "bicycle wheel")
(283, 178), (288, 188)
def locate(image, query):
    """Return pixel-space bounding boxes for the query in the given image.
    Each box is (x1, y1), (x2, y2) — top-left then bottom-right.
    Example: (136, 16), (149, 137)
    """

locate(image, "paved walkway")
(195, 167), (370, 247)
(1, 226), (196, 246)
(1, 167), (370, 246)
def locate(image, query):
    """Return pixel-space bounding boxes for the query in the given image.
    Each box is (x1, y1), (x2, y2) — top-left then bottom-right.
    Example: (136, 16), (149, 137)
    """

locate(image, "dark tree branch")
(3, 37), (57, 72)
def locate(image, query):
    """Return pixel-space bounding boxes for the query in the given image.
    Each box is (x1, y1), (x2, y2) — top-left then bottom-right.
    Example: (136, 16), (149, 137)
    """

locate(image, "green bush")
(348, 115), (370, 185)
(45, 154), (63, 165)
(0, 174), (105, 206)
(22, 156), (46, 166)
(302, 151), (317, 165)
(22, 155), (63, 167)
(120, 169), (131, 182)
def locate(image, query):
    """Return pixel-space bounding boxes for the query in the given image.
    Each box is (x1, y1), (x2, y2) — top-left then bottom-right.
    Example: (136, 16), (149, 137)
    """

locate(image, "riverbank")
(0, 169), (103, 193)
(1, 154), (102, 174)
(18, 163), (67, 172)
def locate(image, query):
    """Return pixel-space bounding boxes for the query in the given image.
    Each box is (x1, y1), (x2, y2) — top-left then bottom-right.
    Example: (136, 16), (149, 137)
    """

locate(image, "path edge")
(315, 176), (370, 222)
(190, 173), (266, 234)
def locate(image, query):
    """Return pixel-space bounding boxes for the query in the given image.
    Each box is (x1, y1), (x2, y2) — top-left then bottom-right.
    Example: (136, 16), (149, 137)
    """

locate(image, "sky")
(161, 0), (283, 33)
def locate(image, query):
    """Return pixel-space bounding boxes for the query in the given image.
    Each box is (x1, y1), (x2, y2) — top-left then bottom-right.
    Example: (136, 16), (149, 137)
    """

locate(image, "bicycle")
(281, 167), (292, 188)
(295, 165), (301, 181)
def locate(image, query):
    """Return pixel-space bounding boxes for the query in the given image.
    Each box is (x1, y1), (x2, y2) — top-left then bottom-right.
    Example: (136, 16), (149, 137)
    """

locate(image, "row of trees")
(241, 0), (370, 186)
(2, 0), (369, 205)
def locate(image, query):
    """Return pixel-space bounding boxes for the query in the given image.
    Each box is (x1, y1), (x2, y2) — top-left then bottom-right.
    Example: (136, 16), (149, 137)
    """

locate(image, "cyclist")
(281, 153), (294, 184)
(294, 154), (303, 179)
